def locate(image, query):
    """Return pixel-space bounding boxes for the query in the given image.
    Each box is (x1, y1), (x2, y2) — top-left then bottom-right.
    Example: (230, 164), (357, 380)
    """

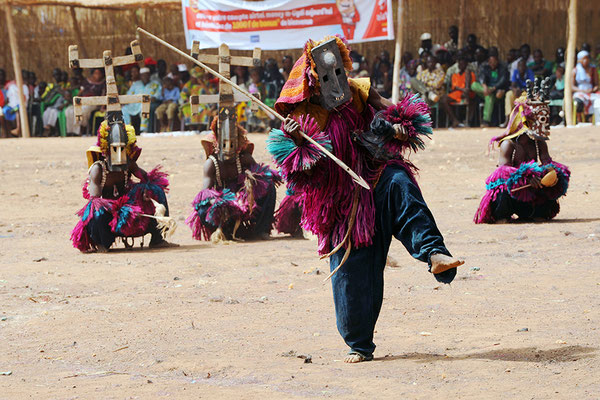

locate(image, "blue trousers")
(330, 165), (454, 357)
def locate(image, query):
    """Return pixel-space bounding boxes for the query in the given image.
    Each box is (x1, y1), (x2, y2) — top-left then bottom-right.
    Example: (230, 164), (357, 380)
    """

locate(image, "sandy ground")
(0, 125), (599, 399)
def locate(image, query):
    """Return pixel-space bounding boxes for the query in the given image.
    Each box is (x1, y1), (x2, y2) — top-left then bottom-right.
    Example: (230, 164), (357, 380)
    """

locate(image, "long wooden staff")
(136, 27), (370, 190)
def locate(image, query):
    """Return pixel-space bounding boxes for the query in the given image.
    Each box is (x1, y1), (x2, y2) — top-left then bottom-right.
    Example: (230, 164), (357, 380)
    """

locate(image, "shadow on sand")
(375, 345), (596, 363)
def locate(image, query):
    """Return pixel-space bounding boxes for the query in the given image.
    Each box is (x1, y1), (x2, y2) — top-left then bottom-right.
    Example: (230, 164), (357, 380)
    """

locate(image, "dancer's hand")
(529, 175), (543, 189)
(393, 124), (408, 141)
(283, 117), (302, 143)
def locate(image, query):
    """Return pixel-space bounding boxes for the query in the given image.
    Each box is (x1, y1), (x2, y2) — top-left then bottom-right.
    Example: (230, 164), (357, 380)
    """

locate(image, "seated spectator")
(506, 48), (519, 71)
(550, 66), (565, 100)
(155, 76), (180, 132)
(166, 63), (182, 88)
(179, 67), (213, 128)
(445, 50), (476, 88)
(280, 55), (293, 81)
(371, 50), (391, 83)
(528, 49), (553, 78)
(412, 54), (445, 104)
(473, 47), (488, 79)
(472, 54), (509, 126)
(247, 67), (269, 132)
(441, 56), (476, 127)
(504, 59), (534, 125)
(42, 84), (67, 136)
(122, 67), (161, 133)
(549, 65), (565, 125)
(0, 70), (30, 138)
(372, 58), (392, 99)
(510, 44), (534, 76)
(78, 68), (105, 135)
(572, 50), (600, 123)
(398, 59), (418, 98)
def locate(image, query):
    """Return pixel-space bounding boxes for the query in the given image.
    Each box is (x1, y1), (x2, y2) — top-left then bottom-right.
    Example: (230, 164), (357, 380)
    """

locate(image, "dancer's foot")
(344, 351), (373, 363)
(430, 253), (464, 274)
(149, 239), (179, 249)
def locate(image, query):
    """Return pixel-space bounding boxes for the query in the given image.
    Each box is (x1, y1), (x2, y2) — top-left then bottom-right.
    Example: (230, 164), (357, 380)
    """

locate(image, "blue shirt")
(511, 68), (535, 89)
(161, 86), (180, 102)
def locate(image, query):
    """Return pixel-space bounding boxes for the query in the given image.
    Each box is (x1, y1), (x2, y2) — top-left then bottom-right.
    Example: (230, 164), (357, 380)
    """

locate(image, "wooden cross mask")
(188, 41), (262, 115)
(68, 40), (150, 122)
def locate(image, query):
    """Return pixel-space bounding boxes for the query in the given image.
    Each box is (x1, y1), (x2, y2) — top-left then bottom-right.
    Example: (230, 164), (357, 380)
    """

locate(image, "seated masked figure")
(186, 107), (281, 242)
(474, 78), (570, 223)
(71, 112), (175, 252)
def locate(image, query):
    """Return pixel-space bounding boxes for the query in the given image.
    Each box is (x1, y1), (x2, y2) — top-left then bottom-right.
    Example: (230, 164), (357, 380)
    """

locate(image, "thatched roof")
(4, 0), (180, 10)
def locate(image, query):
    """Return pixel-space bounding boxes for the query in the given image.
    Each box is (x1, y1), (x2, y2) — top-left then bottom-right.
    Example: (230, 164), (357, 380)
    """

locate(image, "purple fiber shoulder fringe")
(275, 191), (304, 235)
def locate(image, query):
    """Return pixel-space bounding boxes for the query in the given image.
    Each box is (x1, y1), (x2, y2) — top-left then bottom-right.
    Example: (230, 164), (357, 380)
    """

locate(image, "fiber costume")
(474, 78), (570, 223)
(71, 118), (172, 252)
(274, 187), (304, 236)
(267, 36), (457, 360)
(187, 113), (281, 242)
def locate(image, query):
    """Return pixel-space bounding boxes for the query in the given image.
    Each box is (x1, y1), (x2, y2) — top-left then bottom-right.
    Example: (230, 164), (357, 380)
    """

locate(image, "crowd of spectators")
(1, 27), (599, 138)
(0, 53), (294, 138)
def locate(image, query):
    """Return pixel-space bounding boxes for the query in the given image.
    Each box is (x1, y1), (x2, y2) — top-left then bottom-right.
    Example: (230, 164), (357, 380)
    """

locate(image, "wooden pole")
(457, 0), (466, 49)
(4, 3), (30, 138)
(391, 0), (403, 103)
(69, 6), (88, 58)
(564, 0), (577, 127)
(136, 27), (370, 190)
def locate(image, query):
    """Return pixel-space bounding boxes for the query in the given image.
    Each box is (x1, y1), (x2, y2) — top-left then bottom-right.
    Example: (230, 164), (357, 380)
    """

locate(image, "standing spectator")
(444, 25), (459, 56)
(122, 67), (161, 133)
(472, 54), (509, 126)
(528, 49), (553, 79)
(263, 58), (285, 107)
(581, 42), (592, 53)
(413, 54), (445, 104)
(553, 47), (565, 73)
(144, 57), (158, 80)
(503, 59), (534, 126)
(155, 76), (180, 132)
(572, 50), (600, 123)
(280, 55), (293, 81)
(441, 56), (476, 127)
(418, 32), (433, 56)
(462, 34), (485, 62)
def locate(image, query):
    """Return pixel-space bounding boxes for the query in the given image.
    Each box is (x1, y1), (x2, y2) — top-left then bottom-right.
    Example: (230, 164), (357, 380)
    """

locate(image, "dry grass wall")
(1, 0), (599, 82)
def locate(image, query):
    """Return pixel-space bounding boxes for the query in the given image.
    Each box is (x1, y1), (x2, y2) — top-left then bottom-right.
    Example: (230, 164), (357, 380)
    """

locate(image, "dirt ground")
(0, 125), (599, 399)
